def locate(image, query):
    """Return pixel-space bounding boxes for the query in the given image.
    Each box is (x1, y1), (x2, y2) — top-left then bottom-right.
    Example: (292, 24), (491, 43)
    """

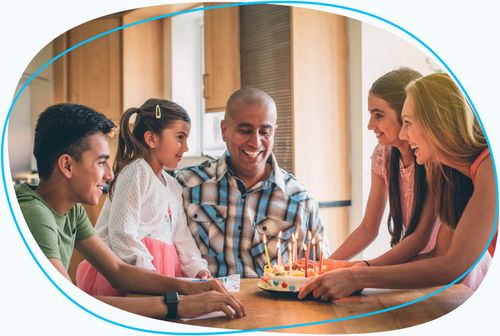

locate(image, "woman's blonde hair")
(406, 72), (487, 228)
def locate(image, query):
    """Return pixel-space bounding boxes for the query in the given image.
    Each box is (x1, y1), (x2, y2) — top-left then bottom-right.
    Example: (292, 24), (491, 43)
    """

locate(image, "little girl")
(77, 98), (210, 296)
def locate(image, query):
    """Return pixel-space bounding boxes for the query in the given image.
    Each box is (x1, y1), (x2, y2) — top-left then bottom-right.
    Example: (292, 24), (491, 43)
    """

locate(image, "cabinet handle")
(203, 73), (209, 99)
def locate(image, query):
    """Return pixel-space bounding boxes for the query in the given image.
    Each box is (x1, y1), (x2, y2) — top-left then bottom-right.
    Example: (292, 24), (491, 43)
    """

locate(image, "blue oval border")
(1, 1), (498, 335)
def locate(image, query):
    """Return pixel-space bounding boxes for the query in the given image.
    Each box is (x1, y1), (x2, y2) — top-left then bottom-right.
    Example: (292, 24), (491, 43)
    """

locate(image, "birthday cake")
(257, 230), (326, 293)
(257, 265), (324, 293)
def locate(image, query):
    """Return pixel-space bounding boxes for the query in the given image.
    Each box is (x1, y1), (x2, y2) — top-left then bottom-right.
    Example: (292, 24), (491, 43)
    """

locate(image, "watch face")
(163, 291), (179, 319)
(164, 291), (179, 303)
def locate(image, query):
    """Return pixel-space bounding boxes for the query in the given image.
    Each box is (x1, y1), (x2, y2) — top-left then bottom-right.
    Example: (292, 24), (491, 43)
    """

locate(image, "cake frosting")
(257, 265), (324, 292)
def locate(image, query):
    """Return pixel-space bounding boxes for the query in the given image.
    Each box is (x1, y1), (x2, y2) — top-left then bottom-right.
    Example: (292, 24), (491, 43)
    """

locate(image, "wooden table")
(178, 279), (473, 334)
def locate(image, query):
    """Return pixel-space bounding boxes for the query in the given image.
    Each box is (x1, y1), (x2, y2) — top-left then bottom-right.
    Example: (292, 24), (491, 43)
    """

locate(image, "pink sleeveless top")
(470, 148), (495, 256)
(371, 145), (439, 253)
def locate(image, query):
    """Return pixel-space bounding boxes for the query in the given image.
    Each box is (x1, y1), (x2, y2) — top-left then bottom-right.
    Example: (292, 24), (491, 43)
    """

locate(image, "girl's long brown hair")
(370, 68), (425, 247)
(109, 98), (190, 199)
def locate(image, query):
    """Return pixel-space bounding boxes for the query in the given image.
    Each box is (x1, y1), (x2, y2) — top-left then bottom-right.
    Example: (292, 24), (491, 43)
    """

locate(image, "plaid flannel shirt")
(176, 152), (328, 278)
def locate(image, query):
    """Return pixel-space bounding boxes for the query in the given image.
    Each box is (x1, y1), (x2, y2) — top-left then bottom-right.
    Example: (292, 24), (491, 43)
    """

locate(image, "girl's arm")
(171, 180), (209, 278)
(299, 158), (496, 299)
(410, 223), (454, 261)
(367, 186), (437, 266)
(329, 172), (387, 260)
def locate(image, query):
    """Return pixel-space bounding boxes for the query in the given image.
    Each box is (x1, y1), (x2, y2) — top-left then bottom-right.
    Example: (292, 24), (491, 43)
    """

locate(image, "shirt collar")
(215, 151), (287, 194)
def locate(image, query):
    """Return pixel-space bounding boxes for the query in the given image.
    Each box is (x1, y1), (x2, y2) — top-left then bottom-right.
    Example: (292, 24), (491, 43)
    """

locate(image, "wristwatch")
(163, 291), (180, 319)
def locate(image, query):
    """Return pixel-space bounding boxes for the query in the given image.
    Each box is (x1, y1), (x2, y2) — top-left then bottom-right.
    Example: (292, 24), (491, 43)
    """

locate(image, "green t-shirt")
(16, 183), (95, 269)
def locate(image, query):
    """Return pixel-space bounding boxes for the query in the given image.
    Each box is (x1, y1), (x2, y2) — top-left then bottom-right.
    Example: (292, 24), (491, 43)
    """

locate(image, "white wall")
(171, 10), (204, 157)
(349, 20), (441, 260)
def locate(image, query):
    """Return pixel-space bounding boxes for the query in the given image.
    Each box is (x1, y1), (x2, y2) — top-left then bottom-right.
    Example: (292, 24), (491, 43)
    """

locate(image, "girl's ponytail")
(109, 107), (144, 199)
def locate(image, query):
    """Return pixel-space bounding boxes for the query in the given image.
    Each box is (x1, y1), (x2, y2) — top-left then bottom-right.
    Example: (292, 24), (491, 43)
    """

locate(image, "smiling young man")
(16, 103), (244, 319)
(176, 88), (327, 278)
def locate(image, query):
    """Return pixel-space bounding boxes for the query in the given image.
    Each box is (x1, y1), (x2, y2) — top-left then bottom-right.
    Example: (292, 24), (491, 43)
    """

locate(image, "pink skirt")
(76, 237), (182, 296)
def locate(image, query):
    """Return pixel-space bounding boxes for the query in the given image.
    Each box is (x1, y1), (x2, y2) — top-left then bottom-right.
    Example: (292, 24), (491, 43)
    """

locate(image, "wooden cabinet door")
(204, 5), (240, 112)
(68, 17), (122, 123)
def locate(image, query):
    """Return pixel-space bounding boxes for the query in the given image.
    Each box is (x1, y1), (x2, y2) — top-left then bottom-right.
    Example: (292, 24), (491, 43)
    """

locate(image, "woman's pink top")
(470, 148), (496, 256)
(371, 145), (439, 253)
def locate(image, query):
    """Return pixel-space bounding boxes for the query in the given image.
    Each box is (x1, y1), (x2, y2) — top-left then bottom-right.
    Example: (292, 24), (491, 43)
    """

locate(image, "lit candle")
(312, 237), (316, 273)
(263, 234), (272, 272)
(276, 240), (282, 267)
(306, 231), (312, 261)
(319, 236), (324, 273)
(303, 243), (309, 277)
(292, 232), (297, 264)
(288, 242), (293, 275)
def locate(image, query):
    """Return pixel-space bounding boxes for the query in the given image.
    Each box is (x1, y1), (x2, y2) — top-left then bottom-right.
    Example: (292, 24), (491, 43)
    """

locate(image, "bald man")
(176, 88), (327, 278)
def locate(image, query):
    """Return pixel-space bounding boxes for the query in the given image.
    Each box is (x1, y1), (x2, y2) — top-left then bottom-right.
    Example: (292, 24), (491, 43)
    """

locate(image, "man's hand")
(177, 291), (246, 319)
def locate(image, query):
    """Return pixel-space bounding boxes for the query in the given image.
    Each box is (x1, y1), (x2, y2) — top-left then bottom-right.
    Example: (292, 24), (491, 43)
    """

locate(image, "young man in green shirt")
(16, 103), (244, 319)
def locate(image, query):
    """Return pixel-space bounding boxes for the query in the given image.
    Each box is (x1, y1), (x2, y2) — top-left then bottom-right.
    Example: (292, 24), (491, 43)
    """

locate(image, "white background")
(1, 1), (499, 335)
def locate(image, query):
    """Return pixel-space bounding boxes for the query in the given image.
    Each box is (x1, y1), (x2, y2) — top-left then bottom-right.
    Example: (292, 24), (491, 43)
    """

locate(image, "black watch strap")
(163, 291), (179, 319)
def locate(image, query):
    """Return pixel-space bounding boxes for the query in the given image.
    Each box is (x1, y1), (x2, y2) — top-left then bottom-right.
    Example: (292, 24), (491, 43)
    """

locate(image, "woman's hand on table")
(177, 291), (246, 319)
(298, 268), (360, 301)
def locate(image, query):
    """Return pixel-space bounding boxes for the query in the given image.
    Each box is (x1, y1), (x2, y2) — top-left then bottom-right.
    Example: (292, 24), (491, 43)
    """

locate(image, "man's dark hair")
(33, 103), (116, 180)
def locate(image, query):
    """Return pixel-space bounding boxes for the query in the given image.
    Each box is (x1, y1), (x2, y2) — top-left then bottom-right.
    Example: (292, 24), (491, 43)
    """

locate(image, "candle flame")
(263, 234), (267, 243)
(308, 231), (312, 240)
(312, 238), (316, 245)
(278, 231), (282, 238)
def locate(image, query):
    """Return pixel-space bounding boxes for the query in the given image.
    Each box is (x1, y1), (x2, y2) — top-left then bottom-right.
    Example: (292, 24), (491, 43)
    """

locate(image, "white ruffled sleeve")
(106, 162), (156, 271)
(170, 179), (209, 277)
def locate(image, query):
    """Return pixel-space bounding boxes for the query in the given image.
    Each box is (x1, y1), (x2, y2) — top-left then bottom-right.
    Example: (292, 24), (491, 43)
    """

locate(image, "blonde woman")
(299, 73), (496, 300)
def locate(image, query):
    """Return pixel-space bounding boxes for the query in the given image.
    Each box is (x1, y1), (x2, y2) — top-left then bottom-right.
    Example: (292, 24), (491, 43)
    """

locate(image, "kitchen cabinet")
(54, 17), (122, 122)
(203, 4), (241, 112)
